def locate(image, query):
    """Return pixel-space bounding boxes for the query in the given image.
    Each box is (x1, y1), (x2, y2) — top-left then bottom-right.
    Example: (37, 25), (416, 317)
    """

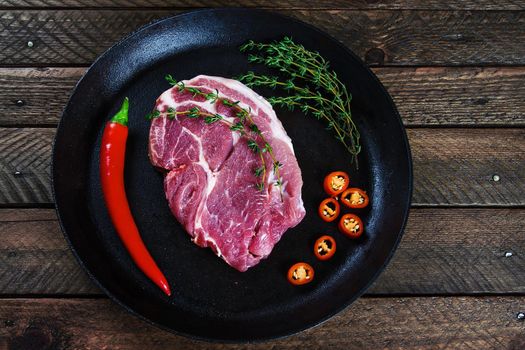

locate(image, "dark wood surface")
(0, 1), (523, 349)
(0, 297), (524, 349)
(0, 0), (523, 10)
(0, 10), (524, 66)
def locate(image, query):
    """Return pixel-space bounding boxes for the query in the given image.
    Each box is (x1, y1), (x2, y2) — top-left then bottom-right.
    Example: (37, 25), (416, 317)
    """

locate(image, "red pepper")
(100, 98), (171, 296)
(338, 213), (364, 239)
(287, 262), (315, 285)
(314, 235), (336, 261)
(341, 187), (369, 209)
(323, 171), (350, 197)
(318, 198), (340, 222)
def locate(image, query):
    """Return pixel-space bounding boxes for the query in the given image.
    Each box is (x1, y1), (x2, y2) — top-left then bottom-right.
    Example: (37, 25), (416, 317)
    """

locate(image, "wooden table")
(0, 1), (524, 349)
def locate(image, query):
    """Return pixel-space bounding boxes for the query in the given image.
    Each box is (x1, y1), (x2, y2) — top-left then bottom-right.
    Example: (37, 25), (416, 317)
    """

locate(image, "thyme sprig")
(239, 37), (361, 167)
(147, 75), (283, 195)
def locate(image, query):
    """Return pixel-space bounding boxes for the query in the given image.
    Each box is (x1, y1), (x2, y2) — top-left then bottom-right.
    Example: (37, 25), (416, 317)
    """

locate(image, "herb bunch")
(239, 37), (361, 167)
(147, 75), (283, 195)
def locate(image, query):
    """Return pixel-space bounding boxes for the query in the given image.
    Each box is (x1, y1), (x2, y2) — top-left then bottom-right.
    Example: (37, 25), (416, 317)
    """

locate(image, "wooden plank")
(0, 128), (52, 205)
(0, 210), (97, 295)
(0, 209), (95, 295)
(0, 10), (524, 66)
(2, 67), (525, 127)
(369, 208), (525, 294)
(410, 128), (525, 206)
(0, 68), (79, 126)
(0, 208), (523, 295)
(0, 297), (524, 349)
(1, 128), (524, 206)
(375, 67), (525, 126)
(0, 208), (56, 221)
(0, 0), (522, 10)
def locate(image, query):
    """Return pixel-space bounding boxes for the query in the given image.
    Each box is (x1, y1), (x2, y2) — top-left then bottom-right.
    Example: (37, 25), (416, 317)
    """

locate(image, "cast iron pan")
(53, 8), (412, 342)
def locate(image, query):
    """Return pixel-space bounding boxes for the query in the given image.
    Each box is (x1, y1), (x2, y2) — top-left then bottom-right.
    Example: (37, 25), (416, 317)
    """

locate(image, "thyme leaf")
(204, 114), (222, 124)
(247, 139), (259, 153)
(145, 109), (160, 120)
(254, 166), (264, 177)
(165, 74), (178, 86)
(230, 122), (244, 132)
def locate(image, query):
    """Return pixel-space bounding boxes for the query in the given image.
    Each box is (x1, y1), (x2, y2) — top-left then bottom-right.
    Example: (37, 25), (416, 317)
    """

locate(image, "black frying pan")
(53, 8), (412, 342)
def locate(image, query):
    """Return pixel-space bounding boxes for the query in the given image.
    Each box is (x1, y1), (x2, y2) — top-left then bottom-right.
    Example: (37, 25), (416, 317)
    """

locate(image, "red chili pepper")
(287, 262), (315, 285)
(318, 197), (340, 222)
(100, 98), (171, 296)
(314, 235), (337, 261)
(341, 187), (369, 209)
(323, 171), (350, 197)
(338, 213), (364, 239)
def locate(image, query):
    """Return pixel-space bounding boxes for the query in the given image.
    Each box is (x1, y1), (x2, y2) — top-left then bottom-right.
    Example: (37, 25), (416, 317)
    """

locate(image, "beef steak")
(149, 75), (305, 271)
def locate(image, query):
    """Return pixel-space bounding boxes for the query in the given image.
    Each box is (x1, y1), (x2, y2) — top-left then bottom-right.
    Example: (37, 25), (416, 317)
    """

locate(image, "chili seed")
(27, 41), (34, 48)
(517, 312), (525, 321)
(505, 252), (513, 257)
(492, 174), (500, 182)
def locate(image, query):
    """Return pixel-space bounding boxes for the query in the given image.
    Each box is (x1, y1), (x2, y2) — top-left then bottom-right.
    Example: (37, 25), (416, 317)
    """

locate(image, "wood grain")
(409, 128), (525, 206)
(0, 128), (51, 205)
(369, 208), (525, 294)
(1, 128), (523, 206)
(3, 67), (525, 127)
(0, 297), (524, 349)
(0, 210), (96, 295)
(375, 67), (525, 126)
(0, 209), (95, 295)
(0, 68), (79, 126)
(1, 208), (523, 295)
(0, 10), (524, 66)
(0, 0), (523, 10)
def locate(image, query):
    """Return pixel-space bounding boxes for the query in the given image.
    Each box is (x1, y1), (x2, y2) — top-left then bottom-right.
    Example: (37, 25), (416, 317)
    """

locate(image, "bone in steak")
(149, 75), (305, 271)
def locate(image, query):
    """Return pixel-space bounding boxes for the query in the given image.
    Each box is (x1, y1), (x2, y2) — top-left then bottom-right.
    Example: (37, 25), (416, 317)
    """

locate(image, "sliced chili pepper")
(287, 262), (315, 285)
(314, 235), (336, 261)
(323, 171), (350, 197)
(100, 98), (171, 296)
(341, 187), (369, 209)
(318, 198), (340, 222)
(339, 213), (364, 239)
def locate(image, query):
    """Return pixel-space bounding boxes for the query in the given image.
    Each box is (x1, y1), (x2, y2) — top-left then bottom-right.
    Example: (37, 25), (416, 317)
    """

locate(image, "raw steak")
(149, 75), (305, 271)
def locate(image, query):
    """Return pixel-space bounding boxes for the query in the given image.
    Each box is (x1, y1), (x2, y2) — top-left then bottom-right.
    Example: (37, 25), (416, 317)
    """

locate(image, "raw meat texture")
(149, 75), (305, 271)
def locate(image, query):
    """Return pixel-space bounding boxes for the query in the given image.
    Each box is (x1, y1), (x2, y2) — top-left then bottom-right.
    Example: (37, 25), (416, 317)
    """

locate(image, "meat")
(149, 75), (305, 271)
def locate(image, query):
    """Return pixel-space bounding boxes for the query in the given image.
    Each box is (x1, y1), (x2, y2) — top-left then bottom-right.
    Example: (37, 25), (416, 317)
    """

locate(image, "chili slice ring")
(318, 198), (340, 222)
(323, 171), (350, 197)
(287, 262), (315, 285)
(341, 187), (369, 209)
(314, 235), (337, 261)
(339, 213), (364, 239)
